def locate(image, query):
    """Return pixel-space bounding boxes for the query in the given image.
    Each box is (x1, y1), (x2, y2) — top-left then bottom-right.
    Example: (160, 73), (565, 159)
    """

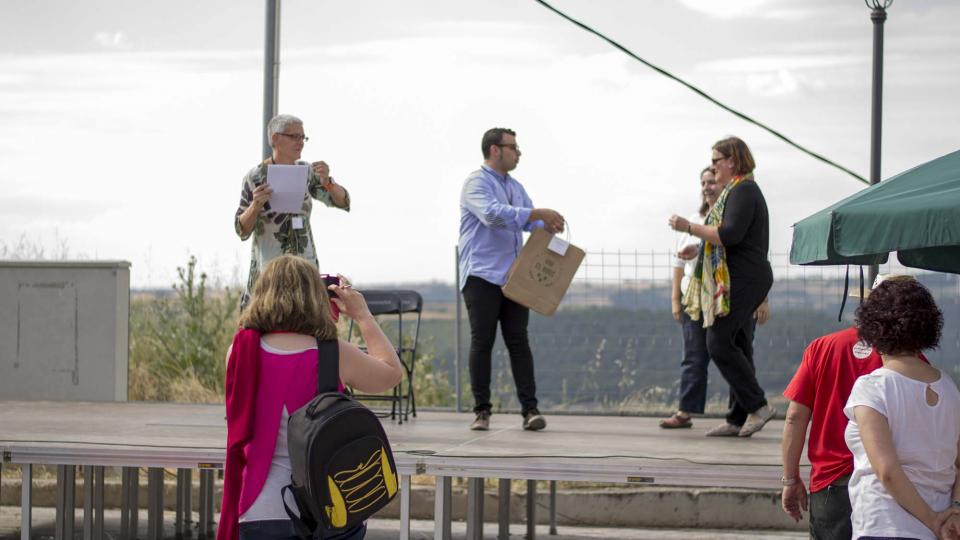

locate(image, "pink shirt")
(219, 331), (343, 540)
(238, 343), (322, 513)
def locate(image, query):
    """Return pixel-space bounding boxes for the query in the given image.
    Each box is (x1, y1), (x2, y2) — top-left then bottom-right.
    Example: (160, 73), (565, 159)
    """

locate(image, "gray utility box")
(0, 261), (130, 401)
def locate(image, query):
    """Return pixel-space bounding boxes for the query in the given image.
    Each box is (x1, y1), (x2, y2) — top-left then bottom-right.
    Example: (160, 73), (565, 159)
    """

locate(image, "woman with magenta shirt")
(217, 255), (402, 540)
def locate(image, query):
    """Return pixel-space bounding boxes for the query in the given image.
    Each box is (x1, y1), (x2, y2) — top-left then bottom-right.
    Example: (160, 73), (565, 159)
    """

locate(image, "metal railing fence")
(436, 249), (960, 415)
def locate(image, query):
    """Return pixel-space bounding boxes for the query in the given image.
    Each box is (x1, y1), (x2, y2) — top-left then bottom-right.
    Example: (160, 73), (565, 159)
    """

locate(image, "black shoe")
(470, 410), (491, 431)
(522, 409), (546, 431)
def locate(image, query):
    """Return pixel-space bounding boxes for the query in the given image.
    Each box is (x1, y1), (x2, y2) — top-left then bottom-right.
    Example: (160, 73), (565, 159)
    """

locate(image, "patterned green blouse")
(234, 160), (351, 305)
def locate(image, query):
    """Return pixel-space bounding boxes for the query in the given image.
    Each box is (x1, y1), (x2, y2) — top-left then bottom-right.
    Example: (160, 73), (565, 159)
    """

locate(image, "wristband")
(780, 476), (798, 486)
(687, 223), (692, 234)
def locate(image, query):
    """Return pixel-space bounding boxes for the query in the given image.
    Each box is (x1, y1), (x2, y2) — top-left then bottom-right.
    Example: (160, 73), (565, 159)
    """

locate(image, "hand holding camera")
(323, 274), (373, 323)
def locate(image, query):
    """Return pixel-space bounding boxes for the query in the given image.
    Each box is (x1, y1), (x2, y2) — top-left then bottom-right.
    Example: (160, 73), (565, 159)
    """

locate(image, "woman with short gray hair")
(235, 114), (351, 308)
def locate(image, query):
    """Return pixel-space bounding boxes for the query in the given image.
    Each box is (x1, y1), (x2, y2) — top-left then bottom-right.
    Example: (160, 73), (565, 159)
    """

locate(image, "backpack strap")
(281, 484), (316, 540)
(316, 338), (340, 395)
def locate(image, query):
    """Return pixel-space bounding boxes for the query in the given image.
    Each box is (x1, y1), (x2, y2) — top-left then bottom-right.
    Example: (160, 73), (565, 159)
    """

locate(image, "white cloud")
(94, 31), (128, 50)
(700, 55), (865, 73)
(678, 0), (827, 20)
(1, 3), (957, 288)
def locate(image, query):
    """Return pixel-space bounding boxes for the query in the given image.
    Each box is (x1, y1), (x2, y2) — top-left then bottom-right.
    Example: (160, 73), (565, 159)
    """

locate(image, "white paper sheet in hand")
(266, 164), (309, 214)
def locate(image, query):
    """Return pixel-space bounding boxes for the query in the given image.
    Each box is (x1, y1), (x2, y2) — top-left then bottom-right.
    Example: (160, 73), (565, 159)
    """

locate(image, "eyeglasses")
(279, 133), (309, 142)
(496, 143), (520, 153)
(711, 155), (727, 165)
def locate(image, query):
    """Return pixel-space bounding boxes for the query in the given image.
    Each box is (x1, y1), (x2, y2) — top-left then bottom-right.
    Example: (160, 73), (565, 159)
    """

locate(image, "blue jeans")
(678, 311), (711, 414)
(239, 520), (365, 540)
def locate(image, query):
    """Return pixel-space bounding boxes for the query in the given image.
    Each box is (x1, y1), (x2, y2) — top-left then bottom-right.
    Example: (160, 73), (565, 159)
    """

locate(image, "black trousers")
(462, 276), (538, 415)
(809, 484), (853, 540)
(706, 273), (771, 426)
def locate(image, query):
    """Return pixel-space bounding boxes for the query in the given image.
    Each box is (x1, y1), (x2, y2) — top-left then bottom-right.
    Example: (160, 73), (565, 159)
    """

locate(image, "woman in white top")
(661, 166), (718, 428)
(844, 276), (960, 540)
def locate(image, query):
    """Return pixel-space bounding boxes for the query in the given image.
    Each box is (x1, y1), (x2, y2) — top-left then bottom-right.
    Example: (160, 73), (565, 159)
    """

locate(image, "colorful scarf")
(682, 174), (751, 327)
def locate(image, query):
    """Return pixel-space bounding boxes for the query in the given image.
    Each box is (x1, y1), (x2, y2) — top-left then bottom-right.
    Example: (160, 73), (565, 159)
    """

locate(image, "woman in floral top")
(235, 114), (350, 308)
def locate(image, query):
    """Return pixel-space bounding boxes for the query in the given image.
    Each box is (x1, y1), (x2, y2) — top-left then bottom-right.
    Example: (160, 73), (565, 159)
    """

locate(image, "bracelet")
(953, 500), (960, 509)
(780, 476), (798, 486)
(687, 223), (692, 234)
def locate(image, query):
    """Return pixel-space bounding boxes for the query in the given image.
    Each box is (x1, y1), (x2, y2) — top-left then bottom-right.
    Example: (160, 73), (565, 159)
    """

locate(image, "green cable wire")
(534, 0), (869, 185)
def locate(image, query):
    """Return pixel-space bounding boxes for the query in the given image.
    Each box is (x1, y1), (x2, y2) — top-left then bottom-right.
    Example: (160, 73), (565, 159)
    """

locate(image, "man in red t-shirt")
(780, 326), (882, 540)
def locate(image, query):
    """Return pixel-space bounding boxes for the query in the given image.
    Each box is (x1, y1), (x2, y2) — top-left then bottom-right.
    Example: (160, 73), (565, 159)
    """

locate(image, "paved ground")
(0, 507), (807, 540)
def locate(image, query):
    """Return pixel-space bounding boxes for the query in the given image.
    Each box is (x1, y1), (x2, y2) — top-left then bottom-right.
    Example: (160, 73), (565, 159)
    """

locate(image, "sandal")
(659, 412), (693, 429)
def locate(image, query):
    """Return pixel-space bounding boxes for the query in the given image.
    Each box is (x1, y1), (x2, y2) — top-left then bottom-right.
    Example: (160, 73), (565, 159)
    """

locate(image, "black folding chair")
(347, 289), (423, 423)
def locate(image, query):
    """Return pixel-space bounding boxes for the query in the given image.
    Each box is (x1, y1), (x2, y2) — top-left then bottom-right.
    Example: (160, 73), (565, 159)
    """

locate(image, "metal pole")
(55, 465), (65, 540)
(455, 245), (463, 412)
(206, 470), (216, 536)
(83, 465), (94, 540)
(262, 0), (281, 158)
(21, 464), (32, 540)
(121, 467), (130, 539)
(176, 470), (184, 538)
(400, 474), (411, 540)
(94, 467), (105, 540)
(867, 2), (888, 288)
(183, 468), (192, 533)
(549, 480), (557, 535)
(526, 480), (537, 540)
(64, 465), (76, 540)
(434, 476), (452, 540)
(498, 479), (511, 540)
(466, 478), (484, 540)
(148, 468), (164, 540)
(130, 468), (140, 540)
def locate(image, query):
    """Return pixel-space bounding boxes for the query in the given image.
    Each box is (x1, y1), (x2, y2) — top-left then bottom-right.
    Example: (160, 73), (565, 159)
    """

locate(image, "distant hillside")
(131, 273), (960, 413)
(369, 273), (960, 413)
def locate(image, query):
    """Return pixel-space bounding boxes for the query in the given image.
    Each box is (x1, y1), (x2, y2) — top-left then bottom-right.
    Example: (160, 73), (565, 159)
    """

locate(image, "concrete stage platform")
(0, 401), (807, 539)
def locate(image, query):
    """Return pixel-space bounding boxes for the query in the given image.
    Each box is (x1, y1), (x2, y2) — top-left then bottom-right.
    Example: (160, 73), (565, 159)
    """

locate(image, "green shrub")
(129, 256), (240, 402)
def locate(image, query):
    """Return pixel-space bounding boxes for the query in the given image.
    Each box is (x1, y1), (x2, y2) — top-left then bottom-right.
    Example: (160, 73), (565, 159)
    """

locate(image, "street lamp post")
(263, 0), (281, 159)
(866, 0), (892, 288)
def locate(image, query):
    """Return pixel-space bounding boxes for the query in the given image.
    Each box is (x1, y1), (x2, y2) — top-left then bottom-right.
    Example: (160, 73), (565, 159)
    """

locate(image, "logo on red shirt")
(852, 341), (873, 360)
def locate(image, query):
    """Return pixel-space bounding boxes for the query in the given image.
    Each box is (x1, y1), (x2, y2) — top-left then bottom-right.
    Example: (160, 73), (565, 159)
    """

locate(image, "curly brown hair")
(855, 277), (942, 355)
(238, 255), (338, 340)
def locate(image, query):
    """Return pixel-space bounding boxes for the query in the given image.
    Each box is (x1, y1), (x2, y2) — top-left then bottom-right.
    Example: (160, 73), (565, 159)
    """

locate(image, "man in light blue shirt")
(458, 127), (565, 431)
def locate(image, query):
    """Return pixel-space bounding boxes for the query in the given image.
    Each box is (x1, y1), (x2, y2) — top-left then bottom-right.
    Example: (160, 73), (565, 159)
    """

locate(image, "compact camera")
(320, 274), (340, 298)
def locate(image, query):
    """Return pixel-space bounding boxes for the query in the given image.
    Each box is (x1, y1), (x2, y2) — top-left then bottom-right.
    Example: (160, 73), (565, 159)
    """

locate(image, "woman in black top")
(668, 137), (775, 437)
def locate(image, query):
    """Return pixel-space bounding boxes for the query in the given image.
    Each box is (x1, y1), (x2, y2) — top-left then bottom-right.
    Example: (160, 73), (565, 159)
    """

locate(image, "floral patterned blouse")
(235, 160), (351, 306)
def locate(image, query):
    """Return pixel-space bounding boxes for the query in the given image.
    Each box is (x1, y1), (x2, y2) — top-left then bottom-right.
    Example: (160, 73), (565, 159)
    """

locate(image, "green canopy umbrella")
(790, 149), (960, 274)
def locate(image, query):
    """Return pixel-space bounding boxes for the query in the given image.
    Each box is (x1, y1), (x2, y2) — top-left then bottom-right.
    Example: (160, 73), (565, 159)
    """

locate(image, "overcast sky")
(1, 0), (958, 288)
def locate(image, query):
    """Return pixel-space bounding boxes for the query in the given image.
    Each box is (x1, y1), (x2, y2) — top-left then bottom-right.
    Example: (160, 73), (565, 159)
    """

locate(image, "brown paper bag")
(502, 228), (585, 316)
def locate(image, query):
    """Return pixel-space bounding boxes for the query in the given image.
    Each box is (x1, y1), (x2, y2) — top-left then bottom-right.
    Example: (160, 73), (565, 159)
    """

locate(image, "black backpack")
(283, 339), (399, 539)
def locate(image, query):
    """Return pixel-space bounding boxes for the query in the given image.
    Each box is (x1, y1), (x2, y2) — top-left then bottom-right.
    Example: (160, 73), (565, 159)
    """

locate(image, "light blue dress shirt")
(458, 164), (544, 290)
